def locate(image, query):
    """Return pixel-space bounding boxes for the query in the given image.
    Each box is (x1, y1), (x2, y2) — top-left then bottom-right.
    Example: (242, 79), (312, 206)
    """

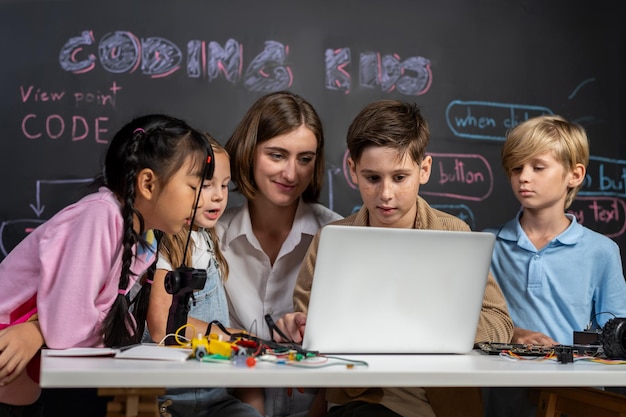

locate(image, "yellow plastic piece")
(191, 333), (211, 359)
(207, 333), (234, 357)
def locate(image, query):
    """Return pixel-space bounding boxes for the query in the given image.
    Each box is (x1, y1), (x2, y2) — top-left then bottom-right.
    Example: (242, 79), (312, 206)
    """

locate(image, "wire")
(587, 311), (617, 330)
(156, 319), (369, 369)
(322, 355), (370, 366)
(264, 313), (293, 343)
(257, 353), (369, 369)
(498, 349), (626, 365)
(157, 324), (196, 347)
(206, 320), (232, 337)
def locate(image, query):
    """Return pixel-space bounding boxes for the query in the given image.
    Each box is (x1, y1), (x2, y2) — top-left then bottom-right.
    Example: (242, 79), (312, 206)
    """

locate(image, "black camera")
(164, 266), (207, 295)
(164, 267), (207, 345)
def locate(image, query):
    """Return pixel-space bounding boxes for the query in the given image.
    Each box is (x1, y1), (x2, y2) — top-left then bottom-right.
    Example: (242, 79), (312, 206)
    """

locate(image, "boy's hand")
(273, 312), (307, 343)
(0, 321), (44, 386)
(511, 327), (558, 346)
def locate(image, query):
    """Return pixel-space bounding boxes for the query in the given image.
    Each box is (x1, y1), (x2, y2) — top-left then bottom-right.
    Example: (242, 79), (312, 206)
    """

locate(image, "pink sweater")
(0, 187), (155, 348)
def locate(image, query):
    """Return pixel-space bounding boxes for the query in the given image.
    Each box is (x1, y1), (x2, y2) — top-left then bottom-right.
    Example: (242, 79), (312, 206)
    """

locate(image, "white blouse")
(215, 199), (342, 339)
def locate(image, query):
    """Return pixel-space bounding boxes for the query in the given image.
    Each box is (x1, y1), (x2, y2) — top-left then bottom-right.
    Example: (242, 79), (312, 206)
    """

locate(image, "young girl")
(216, 91), (342, 417)
(146, 135), (263, 417)
(0, 114), (213, 414)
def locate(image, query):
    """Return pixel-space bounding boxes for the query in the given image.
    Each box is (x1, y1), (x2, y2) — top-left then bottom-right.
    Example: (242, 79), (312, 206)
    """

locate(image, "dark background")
(1, 0), (625, 266)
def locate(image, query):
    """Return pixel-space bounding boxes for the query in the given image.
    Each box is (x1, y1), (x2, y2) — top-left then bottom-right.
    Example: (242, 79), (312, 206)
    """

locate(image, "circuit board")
(474, 342), (602, 357)
(475, 342), (554, 356)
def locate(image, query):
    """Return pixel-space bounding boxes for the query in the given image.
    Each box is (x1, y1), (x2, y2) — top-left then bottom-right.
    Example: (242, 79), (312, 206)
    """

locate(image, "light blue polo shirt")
(485, 211), (626, 344)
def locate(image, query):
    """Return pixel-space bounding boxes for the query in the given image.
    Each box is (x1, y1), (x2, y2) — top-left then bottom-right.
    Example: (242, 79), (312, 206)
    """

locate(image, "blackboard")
(1, 0), (625, 269)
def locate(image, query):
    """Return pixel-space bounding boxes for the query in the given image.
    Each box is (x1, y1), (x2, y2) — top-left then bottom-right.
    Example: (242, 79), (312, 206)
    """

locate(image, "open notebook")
(301, 225), (495, 354)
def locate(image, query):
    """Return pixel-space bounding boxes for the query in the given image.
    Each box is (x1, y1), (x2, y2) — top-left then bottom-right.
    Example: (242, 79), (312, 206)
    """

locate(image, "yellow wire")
(174, 323), (196, 347)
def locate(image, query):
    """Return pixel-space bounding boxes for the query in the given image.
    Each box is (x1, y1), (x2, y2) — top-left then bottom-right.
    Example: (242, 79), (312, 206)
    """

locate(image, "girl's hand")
(0, 321), (44, 386)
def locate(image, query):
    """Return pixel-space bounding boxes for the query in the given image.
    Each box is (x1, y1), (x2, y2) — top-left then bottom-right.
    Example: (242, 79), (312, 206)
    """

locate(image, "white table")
(40, 350), (626, 417)
(40, 350), (626, 388)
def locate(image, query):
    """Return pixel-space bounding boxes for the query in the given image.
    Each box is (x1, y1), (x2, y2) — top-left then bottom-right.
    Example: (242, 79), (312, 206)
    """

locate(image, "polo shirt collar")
(499, 209), (583, 248)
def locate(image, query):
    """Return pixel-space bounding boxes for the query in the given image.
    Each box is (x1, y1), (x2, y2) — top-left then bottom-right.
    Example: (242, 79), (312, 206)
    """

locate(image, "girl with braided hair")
(0, 114), (213, 416)
(146, 135), (263, 417)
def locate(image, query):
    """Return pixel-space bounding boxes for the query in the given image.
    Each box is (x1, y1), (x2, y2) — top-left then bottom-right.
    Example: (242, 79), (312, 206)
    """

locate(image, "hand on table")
(0, 321), (44, 386)
(511, 327), (558, 346)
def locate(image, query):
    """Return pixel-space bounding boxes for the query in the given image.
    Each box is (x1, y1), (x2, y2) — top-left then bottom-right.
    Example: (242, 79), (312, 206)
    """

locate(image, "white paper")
(45, 347), (118, 357)
(114, 344), (192, 361)
(45, 344), (192, 361)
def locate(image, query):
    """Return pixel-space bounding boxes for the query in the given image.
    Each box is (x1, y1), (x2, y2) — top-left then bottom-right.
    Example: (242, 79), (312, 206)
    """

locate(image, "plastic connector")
(554, 345), (573, 364)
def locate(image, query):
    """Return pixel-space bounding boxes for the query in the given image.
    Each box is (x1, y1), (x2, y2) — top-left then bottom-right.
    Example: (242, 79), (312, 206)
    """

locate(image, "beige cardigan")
(293, 196), (514, 417)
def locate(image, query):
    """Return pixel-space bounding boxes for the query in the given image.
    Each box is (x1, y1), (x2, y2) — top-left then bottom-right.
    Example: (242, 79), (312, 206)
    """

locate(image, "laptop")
(301, 225), (496, 354)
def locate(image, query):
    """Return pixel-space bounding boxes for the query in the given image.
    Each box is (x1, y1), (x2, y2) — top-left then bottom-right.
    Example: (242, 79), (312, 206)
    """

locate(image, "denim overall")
(159, 231), (260, 417)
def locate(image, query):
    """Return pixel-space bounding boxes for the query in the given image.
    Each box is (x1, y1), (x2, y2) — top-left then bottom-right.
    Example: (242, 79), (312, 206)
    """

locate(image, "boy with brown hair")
(277, 99), (513, 417)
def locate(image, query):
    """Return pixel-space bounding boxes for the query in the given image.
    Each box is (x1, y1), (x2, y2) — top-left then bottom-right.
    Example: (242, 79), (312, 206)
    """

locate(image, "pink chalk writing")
(421, 153), (494, 201)
(568, 196), (626, 238)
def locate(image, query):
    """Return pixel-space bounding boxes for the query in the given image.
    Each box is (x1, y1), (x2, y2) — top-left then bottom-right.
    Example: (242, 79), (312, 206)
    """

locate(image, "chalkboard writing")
(1, 0), (624, 270)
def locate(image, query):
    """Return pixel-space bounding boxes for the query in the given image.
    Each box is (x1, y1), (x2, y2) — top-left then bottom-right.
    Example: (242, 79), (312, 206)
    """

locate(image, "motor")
(600, 317), (626, 359)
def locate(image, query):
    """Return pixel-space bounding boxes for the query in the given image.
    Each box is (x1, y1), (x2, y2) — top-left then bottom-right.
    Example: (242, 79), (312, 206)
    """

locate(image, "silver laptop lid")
(302, 225), (495, 354)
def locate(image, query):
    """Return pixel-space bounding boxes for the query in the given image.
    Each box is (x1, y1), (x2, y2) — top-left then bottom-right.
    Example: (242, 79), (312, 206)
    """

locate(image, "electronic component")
(554, 345), (573, 364)
(475, 343), (553, 357)
(573, 329), (601, 345)
(600, 317), (626, 359)
(474, 342), (601, 358)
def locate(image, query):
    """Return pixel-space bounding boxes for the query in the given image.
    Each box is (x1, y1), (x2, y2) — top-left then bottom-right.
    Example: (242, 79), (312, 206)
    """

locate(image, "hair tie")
(145, 279), (153, 285)
(133, 128), (145, 134)
(118, 289), (127, 295)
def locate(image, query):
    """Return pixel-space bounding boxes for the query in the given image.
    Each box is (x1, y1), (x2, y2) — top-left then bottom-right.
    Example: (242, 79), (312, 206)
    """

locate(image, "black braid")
(131, 231), (162, 340)
(103, 130), (141, 347)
